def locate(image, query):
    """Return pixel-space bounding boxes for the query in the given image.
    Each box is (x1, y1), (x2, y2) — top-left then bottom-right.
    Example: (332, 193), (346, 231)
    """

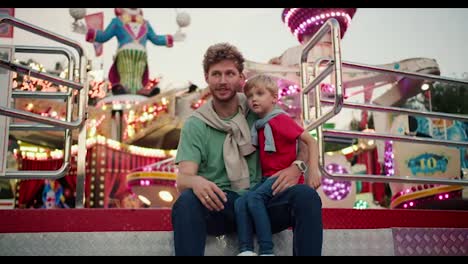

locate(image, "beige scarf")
(192, 93), (256, 191)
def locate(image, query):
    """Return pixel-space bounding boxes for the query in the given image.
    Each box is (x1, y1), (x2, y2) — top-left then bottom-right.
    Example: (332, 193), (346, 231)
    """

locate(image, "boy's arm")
(299, 131), (321, 189)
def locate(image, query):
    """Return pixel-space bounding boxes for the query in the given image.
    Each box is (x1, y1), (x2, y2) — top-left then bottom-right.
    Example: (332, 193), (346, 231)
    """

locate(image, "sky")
(1, 8), (468, 128)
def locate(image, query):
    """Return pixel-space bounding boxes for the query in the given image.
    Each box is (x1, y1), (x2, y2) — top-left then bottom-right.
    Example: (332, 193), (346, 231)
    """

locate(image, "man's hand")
(177, 160), (226, 211)
(271, 164), (302, 195)
(191, 176), (227, 211)
(306, 171), (322, 189)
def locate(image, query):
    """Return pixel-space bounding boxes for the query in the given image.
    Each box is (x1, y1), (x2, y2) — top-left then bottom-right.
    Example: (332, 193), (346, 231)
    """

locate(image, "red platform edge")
(1, 208), (467, 233)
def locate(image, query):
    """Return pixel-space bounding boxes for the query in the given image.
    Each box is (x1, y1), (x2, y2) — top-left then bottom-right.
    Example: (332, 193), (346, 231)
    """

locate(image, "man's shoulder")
(185, 115), (227, 136)
(184, 116), (206, 129)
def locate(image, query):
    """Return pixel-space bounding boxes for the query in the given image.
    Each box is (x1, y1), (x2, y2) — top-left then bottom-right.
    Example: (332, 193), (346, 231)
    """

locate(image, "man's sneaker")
(237, 251), (258, 256)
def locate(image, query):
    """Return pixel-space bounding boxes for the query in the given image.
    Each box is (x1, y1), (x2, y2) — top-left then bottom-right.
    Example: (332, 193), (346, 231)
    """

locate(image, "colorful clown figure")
(85, 8), (183, 95)
(42, 180), (69, 209)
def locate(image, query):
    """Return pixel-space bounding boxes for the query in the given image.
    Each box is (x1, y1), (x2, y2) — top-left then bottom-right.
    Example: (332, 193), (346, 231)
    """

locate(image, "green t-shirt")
(175, 110), (261, 194)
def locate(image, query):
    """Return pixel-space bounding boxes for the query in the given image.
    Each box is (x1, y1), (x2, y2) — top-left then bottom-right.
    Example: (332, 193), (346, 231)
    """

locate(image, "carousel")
(1, 8), (466, 212)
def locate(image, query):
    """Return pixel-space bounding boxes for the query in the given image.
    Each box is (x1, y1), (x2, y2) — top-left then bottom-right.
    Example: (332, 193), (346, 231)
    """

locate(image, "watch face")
(299, 162), (307, 171)
(295, 161), (307, 172)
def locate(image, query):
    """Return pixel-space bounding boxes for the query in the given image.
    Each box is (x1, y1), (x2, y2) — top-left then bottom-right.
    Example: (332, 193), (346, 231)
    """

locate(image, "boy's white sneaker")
(237, 251), (258, 256)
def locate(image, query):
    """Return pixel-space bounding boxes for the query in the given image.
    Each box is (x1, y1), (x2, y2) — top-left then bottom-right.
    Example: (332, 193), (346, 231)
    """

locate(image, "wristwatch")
(292, 160), (308, 174)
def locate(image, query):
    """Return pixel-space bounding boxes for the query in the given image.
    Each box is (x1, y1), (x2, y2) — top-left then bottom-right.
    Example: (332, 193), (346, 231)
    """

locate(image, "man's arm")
(297, 139), (309, 165)
(175, 160), (199, 193)
(299, 131), (321, 189)
(177, 160), (227, 211)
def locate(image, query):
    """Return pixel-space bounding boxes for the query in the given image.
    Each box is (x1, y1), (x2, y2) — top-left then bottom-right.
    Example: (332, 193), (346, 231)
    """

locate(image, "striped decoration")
(115, 49), (148, 94)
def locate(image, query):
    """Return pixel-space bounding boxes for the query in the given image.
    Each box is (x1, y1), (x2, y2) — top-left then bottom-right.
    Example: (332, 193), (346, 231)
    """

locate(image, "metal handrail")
(301, 18), (468, 187)
(6, 163), (71, 180)
(303, 62), (334, 95)
(305, 57), (344, 132)
(12, 91), (71, 100)
(301, 18), (344, 131)
(320, 99), (468, 122)
(318, 168), (468, 186)
(323, 129), (468, 148)
(0, 17), (84, 84)
(0, 106), (84, 129)
(0, 59), (82, 89)
(0, 17), (85, 58)
(12, 45), (75, 101)
(0, 16), (88, 196)
(9, 123), (67, 131)
(340, 60), (468, 85)
(15, 45), (76, 70)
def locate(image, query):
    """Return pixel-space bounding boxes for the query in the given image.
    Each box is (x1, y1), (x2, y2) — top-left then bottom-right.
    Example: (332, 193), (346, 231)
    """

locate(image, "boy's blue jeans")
(235, 176), (277, 255)
(172, 184), (323, 256)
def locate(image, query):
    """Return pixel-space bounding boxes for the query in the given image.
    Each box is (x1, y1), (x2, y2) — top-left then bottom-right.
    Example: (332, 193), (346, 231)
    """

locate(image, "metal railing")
(300, 18), (468, 187)
(0, 16), (89, 207)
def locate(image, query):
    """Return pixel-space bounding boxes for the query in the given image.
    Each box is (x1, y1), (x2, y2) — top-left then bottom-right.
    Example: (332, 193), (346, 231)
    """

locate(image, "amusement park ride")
(0, 8), (467, 255)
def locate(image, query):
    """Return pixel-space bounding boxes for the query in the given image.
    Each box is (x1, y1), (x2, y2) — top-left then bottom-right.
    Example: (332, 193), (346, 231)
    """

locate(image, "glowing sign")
(407, 153), (448, 176)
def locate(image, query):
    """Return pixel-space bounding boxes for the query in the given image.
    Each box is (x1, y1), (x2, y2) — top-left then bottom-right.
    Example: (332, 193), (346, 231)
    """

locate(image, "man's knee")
(172, 189), (200, 217)
(290, 185), (322, 209)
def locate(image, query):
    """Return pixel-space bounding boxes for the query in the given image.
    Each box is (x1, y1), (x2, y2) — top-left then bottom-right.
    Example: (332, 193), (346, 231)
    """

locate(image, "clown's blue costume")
(86, 8), (173, 94)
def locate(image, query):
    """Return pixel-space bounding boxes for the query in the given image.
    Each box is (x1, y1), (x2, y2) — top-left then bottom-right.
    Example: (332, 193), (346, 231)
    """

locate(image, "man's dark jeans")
(172, 184), (323, 256)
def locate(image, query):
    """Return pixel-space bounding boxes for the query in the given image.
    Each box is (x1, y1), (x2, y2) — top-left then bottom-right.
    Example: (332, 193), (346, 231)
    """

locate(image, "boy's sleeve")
(272, 114), (304, 141)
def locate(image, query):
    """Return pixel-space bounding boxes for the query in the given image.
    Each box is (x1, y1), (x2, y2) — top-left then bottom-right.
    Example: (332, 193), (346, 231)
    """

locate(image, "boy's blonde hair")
(244, 75), (278, 96)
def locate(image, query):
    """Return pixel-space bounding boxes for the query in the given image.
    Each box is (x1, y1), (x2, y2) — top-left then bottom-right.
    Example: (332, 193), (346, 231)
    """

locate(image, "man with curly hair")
(172, 42), (323, 256)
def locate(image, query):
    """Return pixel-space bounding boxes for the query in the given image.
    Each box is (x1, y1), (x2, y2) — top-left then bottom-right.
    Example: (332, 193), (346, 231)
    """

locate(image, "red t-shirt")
(257, 114), (305, 183)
